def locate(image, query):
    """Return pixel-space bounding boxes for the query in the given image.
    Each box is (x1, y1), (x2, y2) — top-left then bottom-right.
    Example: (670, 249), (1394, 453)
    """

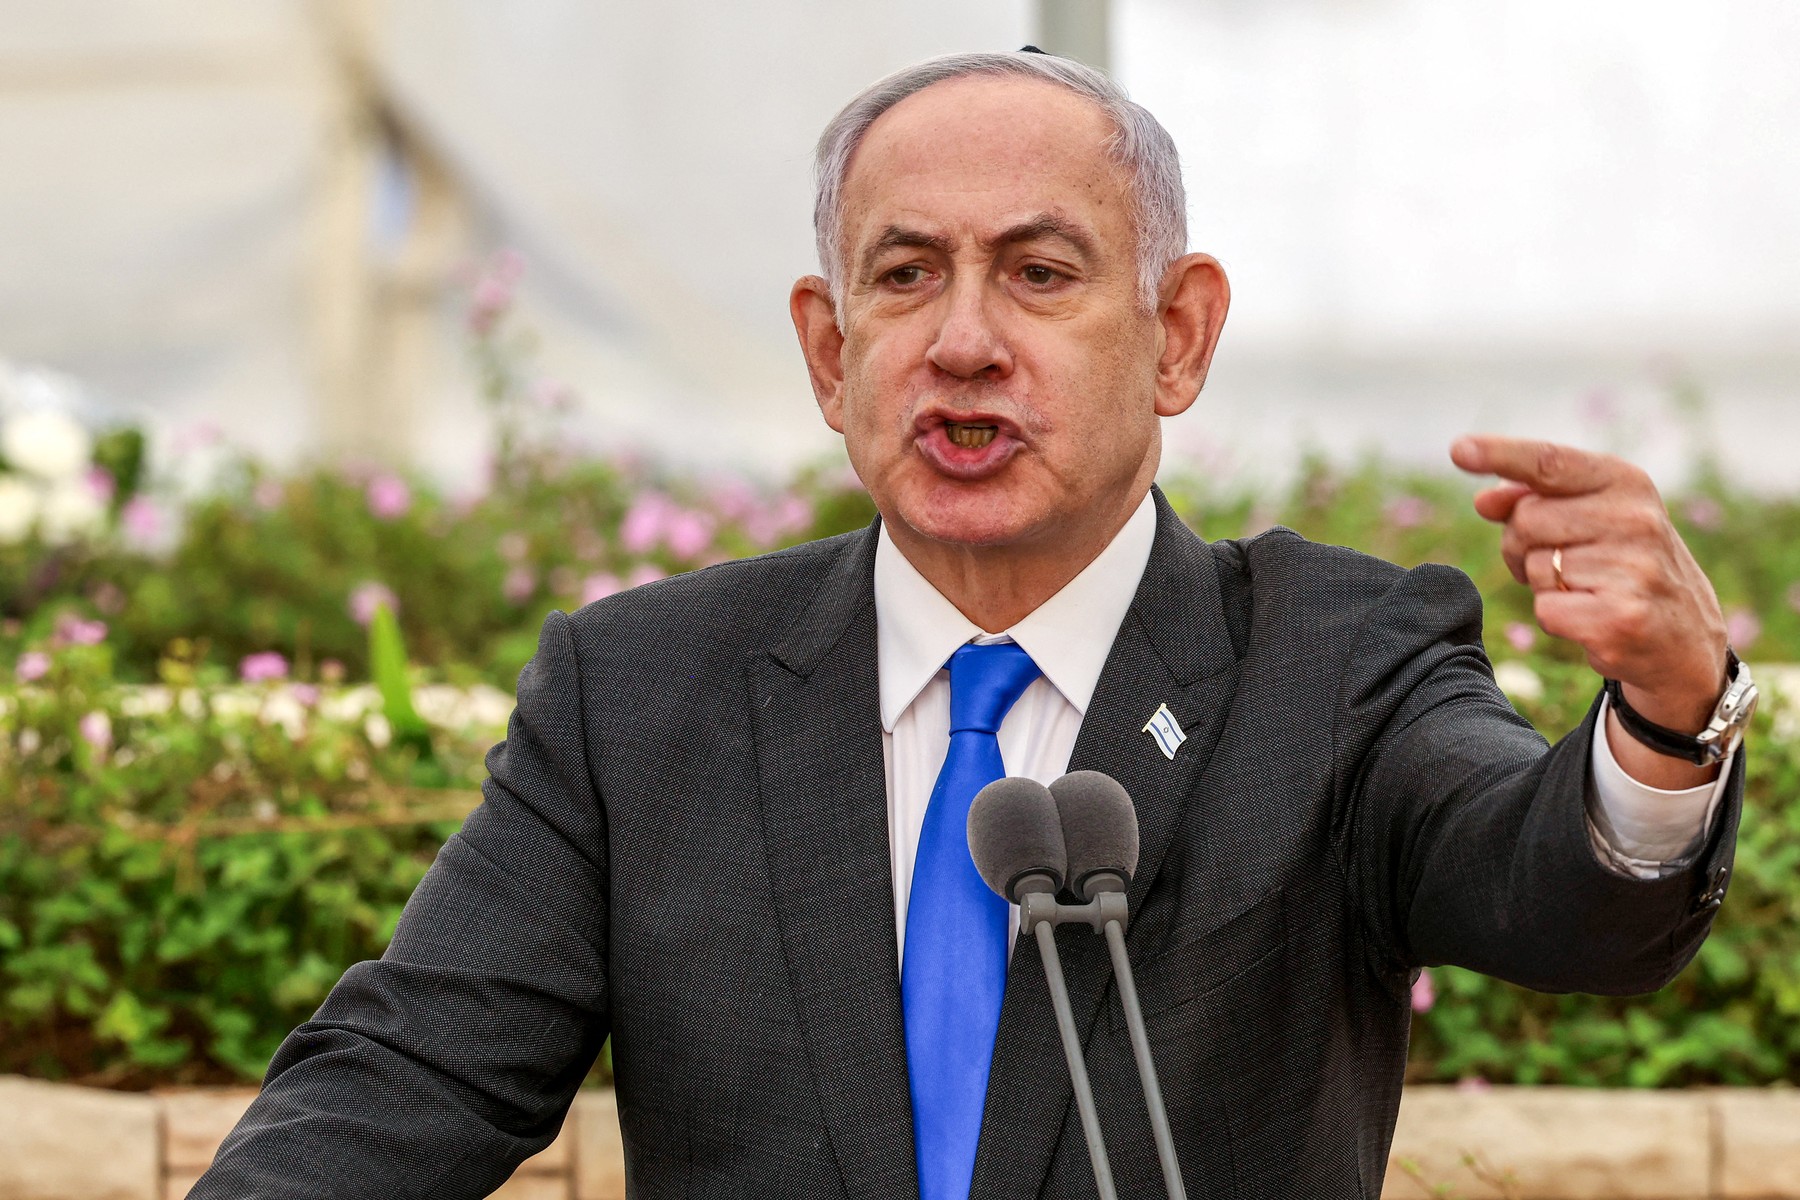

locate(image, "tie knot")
(946, 642), (1042, 736)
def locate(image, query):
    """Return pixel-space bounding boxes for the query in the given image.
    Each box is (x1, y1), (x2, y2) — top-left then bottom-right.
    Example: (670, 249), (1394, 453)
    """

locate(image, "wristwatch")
(1603, 648), (1758, 768)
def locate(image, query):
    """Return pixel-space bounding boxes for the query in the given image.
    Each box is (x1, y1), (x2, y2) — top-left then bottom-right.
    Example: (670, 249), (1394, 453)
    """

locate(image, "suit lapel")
(972, 492), (1242, 1198)
(750, 525), (919, 1200)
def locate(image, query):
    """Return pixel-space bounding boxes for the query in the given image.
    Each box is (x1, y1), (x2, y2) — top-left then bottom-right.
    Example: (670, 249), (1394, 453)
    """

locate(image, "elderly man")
(195, 50), (1748, 1200)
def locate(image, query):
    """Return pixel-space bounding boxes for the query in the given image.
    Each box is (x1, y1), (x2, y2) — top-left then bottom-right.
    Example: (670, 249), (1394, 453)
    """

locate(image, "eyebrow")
(858, 213), (1097, 276)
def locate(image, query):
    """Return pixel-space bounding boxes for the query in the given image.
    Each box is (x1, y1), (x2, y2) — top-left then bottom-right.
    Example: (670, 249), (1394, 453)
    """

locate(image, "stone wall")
(0, 1077), (622, 1200)
(2, 1076), (1796, 1199)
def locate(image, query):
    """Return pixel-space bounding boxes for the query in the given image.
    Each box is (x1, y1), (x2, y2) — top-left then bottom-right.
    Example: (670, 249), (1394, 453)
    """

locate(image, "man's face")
(805, 76), (1175, 553)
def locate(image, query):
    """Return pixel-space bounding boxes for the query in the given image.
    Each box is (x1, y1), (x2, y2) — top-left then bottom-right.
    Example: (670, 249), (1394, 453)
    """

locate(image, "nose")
(925, 278), (1012, 380)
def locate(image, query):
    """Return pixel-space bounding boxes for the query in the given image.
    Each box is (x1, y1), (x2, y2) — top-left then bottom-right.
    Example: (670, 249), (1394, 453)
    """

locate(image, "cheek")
(1053, 330), (1162, 471)
(839, 338), (918, 436)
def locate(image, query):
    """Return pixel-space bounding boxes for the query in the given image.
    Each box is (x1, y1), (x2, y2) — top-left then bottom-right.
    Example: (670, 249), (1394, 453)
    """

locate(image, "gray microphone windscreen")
(1050, 770), (1139, 891)
(967, 777), (1067, 901)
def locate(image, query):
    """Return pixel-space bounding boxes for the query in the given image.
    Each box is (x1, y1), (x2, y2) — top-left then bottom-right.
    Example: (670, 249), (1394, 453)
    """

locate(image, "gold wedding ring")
(1551, 546), (1569, 592)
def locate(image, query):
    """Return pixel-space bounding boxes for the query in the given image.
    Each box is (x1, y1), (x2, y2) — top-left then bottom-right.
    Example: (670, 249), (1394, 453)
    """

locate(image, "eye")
(1020, 264), (1062, 287)
(885, 265), (927, 287)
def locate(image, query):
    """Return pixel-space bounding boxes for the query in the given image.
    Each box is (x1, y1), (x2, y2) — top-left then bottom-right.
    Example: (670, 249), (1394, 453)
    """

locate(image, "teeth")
(946, 422), (998, 449)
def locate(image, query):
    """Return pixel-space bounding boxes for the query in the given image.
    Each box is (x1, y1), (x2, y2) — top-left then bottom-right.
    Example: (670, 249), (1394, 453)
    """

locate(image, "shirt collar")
(873, 491), (1159, 731)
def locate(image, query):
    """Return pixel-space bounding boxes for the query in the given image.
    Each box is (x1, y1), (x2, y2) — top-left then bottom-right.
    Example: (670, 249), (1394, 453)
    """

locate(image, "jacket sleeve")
(191, 610), (611, 1198)
(1334, 562), (1742, 995)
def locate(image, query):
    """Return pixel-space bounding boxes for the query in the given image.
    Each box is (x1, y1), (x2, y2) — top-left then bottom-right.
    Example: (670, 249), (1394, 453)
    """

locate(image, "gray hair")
(812, 51), (1188, 313)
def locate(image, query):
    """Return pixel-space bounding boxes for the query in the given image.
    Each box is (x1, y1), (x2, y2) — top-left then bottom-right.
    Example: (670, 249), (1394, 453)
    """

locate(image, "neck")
(884, 488), (1150, 632)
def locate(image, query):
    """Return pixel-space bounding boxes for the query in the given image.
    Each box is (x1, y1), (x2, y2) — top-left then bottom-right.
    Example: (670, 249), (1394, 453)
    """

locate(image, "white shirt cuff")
(1585, 694), (1732, 880)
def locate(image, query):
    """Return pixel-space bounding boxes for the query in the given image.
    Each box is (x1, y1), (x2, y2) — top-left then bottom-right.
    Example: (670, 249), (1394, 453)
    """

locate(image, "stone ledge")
(1715, 1090), (1800, 1199)
(1385, 1086), (1715, 1199)
(0, 1076), (161, 1200)
(5, 1077), (1798, 1199)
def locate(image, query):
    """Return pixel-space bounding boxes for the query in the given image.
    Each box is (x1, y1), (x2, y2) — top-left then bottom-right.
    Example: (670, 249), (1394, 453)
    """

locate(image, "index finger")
(1450, 434), (1613, 496)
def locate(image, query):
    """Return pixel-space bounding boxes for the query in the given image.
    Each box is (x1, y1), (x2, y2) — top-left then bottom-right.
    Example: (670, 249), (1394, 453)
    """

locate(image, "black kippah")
(1019, 44), (1048, 54)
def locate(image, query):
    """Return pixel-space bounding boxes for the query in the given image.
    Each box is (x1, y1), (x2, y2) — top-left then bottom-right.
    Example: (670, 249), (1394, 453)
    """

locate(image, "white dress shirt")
(874, 491), (1732, 964)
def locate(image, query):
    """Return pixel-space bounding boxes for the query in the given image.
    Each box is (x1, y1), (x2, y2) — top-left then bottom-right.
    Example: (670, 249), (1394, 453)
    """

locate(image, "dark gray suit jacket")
(195, 492), (1741, 1198)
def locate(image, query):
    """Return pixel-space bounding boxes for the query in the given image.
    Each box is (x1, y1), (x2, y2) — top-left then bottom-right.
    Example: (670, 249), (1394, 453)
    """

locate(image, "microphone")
(1048, 772), (1187, 1200)
(967, 778), (1118, 1200)
(967, 776), (1066, 902)
(1049, 770), (1140, 900)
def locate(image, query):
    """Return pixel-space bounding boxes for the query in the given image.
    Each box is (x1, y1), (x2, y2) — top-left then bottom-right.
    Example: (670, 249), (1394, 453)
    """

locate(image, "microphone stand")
(1022, 881), (1188, 1200)
(1027, 912), (1119, 1200)
(1102, 911), (1187, 1200)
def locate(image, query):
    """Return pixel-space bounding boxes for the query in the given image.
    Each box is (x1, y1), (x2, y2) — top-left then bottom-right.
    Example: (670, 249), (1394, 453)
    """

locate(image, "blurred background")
(4, 0), (1797, 489)
(3, 2), (1799, 1173)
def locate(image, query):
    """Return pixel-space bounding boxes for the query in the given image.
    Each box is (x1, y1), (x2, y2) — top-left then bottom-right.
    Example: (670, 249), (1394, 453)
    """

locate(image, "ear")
(790, 275), (847, 432)
(1151, 253), (1230, 419)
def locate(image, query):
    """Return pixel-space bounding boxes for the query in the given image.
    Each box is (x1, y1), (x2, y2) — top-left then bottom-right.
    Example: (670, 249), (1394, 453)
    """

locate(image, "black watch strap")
(1603, 649), (1743, 767)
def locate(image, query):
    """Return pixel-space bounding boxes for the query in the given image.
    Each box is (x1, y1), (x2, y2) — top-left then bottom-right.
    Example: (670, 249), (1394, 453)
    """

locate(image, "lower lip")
(915, 426), (1021, 480)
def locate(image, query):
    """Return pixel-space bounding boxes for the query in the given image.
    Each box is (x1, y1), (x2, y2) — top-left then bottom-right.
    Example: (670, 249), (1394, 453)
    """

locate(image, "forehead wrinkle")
(986, 213), (1097, 260)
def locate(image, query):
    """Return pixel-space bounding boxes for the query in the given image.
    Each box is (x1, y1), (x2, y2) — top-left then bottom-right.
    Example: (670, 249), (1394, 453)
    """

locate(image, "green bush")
(2, 450), (1797, 1088)
(0, 641), (490, 1085)
(28, 457), (874, 689)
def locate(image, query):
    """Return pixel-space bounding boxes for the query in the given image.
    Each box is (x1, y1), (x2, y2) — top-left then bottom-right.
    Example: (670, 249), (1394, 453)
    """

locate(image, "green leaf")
(368, 602), (432, 750)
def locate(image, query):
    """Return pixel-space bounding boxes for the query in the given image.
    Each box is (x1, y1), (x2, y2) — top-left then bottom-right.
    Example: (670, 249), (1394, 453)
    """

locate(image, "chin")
(892, 495), (1038, 549)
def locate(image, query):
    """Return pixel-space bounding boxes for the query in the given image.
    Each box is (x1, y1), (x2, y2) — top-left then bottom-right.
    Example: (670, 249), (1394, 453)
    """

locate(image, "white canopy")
(1, 1), (1795, 489)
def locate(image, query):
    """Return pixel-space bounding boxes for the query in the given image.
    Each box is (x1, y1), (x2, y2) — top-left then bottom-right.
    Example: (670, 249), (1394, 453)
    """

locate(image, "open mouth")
(945, 421), (999, 450)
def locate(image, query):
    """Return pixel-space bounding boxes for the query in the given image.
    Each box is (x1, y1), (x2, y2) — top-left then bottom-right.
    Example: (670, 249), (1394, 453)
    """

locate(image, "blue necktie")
(903, 641), (1043, 1200)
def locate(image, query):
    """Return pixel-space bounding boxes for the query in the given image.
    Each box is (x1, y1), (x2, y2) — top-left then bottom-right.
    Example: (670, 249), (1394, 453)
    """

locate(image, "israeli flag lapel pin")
(1142, 702), (1187, 761)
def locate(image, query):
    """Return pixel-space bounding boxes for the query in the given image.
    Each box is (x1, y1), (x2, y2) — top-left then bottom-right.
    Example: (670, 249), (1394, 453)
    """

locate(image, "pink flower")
(348, 581), (398, 626)
(290, 683), (321, 707)
(1456, 1076), (1492, 1093)
(1725, 608), (1762, 650)
(774, 493), (815, 536)
(1504, 622), (1536, 653)
(366, 474), (411, 520)
(1410, 969), (1435, 1013)
(627, 563), (666, 588)
(319, 659), (346, 684)
(14, 651), (50, 682)
(121, 496), (164, 547)
(53, 613), (107, 646)
(580, 572), (623, 605)
(1383, 495), (1432, 530)
(502, 566), (537, 603)
(253, 479), (285, 510)
(78, 710), (111, 753)
(468, 280), (511, 335)
(706, 475), (758, 522)
(1683, 496), (1724, 532)
(620, 491), (674, 555)
(664, 508), (716, 560)
(465, 250), (523, 336)
(239, 651), (289, 683)
(746, 493), (816, 545)
(86, 467), (116, 503)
